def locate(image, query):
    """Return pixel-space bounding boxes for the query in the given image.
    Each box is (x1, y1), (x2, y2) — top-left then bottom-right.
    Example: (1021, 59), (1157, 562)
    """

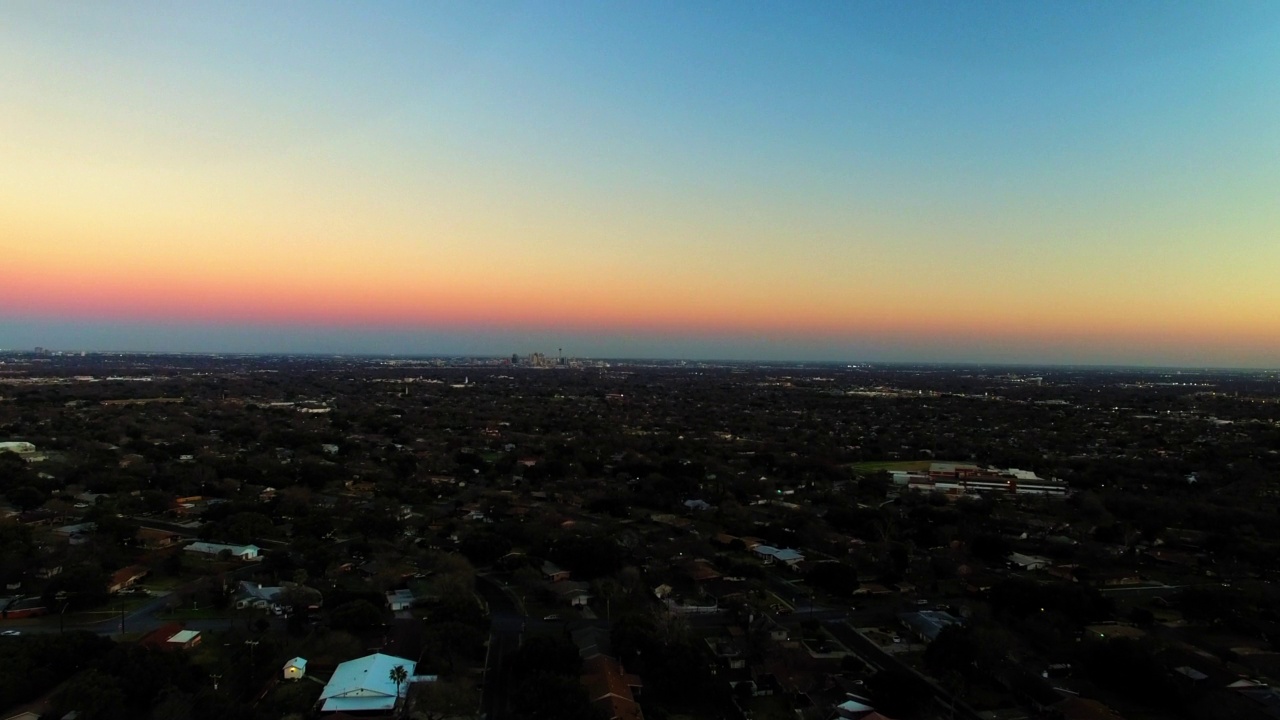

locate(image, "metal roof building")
(319, 652), (415, 713)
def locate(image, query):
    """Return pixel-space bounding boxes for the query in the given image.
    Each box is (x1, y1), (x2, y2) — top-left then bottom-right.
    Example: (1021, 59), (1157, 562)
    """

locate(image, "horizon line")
(2, 348), (1276, 374)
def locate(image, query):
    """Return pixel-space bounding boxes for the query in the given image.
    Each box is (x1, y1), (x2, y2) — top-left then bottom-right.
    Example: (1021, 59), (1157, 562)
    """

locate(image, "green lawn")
(141, 575), (186, 591)
(62, 596), (154, 624)
(157, 606), (243, 620)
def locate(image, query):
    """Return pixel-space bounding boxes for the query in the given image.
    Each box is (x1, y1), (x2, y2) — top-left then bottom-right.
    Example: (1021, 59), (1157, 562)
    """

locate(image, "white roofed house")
(386, 588), (415, 612)
(185, 541), (260, 560)
(236, 581), (282, 610)
(235, 580), (322, 612)
(1007, 552), (1051, 571)
(752, 545), (805, 569)
(166, 630), (202, 649)
(283, 657), (307, 681)
(319, 653), (416, 713)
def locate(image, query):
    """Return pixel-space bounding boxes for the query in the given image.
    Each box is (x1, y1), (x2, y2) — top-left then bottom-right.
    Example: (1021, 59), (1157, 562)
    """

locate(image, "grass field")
(157, 606), (242, 620)
(62, 596), (154, 624)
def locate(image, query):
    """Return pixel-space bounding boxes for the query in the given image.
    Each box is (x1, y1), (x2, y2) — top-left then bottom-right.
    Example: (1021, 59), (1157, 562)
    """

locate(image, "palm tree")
(389, 664), (409, 699)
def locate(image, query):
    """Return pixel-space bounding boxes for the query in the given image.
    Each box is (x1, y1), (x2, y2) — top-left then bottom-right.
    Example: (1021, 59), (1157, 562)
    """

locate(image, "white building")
(0, 441), (44, 463)
(185, 542), (260, 560)
(236, 581), (283, 609)
(283, 657), (307, 681)
(319, 653), (416, 713)
(167, 630), (201, 649)
(752, 545), (805, 567)
(386, 588), (415, 612)
(1007, 552), (1051, 571)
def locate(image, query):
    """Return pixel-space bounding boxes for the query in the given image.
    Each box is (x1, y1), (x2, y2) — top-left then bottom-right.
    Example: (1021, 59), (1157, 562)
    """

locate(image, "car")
(542, 614), (560, 621)
(0, 630), (21, 637)
(891, 635), (902, 643)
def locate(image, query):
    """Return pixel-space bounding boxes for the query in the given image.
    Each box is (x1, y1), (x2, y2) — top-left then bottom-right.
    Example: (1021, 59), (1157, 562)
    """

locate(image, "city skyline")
(3, 2), (1279, 367)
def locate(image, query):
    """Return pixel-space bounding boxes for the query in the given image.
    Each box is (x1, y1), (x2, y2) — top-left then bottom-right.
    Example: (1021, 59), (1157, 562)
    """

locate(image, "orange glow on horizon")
(4, 257), (1277, 359)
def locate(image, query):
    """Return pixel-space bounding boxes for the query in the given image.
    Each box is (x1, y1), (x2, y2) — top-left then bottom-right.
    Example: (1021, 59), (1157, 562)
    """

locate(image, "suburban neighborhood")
(1, 351), (1279, 720)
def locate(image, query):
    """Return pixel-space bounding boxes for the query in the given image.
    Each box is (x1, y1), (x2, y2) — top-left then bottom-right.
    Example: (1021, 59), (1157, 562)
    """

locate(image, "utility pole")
(56, 591), (71, 634)
(245, 639), (259, 675)
(210, 673), (222, 691)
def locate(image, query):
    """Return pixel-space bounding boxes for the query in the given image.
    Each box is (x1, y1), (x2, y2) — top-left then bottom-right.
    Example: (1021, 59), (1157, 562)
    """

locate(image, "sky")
(2, 1), (1278, 367)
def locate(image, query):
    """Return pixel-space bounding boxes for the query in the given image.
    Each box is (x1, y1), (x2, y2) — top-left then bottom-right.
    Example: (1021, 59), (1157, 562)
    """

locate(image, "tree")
(6, 485), (45, 511)
(414, 678), (476, 720)
(389, 664), (408, 699)
(148, 687), (195, 720)
(421, 621), (486, 673)
(806, 561), (860, 597)
(864, 667), (931, 719)
(162, 551), (184, 577)
(509, 674), (597, 720)
(458, 531), (512, 567)
(51, 669), (128, 720)
(329, 599), (386, 632)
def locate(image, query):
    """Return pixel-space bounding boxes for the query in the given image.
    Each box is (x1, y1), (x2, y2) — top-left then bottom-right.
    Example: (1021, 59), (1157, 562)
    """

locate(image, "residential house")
(54, 522), (96, 539)
(386, 588), (415, 612)
(752, 545), (805, 568)
(283, 657), (307, 681)
(681, 558), (722, 582)
(898, 610), (962, 643)
(706, 635), (747, 670)
(186, 542), (260, 560)
(109, 565), (149, 594)
(235, 581), (321, 611)
(581, 655), (644, 720)
(835, 697), (900, 720)
(136, 527), (181, 549)
(550, 580), (592, 607)
(542, 561), (571, 583)
(1007, 553), (1051, 571)
(319, 653), (416, 713)
(572, 626), (613, 659)
(235, 581), (283, 610)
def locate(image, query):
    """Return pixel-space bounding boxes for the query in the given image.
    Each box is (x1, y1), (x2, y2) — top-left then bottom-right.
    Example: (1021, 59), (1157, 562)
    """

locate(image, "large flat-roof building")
(319, 653), (415, 714)
(899, 463), (1069, 498)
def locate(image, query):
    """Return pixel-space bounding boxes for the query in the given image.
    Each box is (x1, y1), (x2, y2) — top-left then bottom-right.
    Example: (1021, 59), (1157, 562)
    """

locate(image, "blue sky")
(2, 1), (1278, 366)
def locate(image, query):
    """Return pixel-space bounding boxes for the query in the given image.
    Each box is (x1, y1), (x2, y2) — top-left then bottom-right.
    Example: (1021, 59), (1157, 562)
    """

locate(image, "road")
(824, 619), (985, 720)
(476, 575), (526, 720)
(8, 562), (271, 638)
(467, 566), (977, 720)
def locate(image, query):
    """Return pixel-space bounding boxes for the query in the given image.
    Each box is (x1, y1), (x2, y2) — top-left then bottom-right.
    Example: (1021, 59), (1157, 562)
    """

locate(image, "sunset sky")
(2, 1), (1278, 366)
